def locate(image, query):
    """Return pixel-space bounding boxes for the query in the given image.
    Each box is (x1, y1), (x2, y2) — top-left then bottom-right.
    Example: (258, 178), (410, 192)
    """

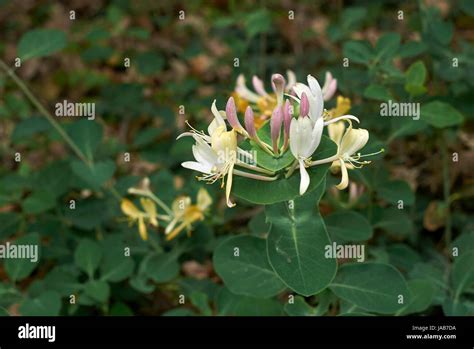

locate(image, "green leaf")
(325, 210), (373, 242)
(266, 182), (337, 296)
(421, 101), (464, 128)
(363, 84), (392, 101)
(244, 9), (272, 38)
(190, 291), (212, 316)
(110, 302), (134, 316)
(213, 235), (286, 298)
(343, 40), (373, 64)
(71, 159), (116, 191)
(20, 291), (61, 316)
(22, 190), (56, 214)
(374, 33), (401, 62)
(399, 41), (427, 58)
(135, 52), (164, 75)
(397, 279), (434, 315)
(4, 233), (40, 282)
(143, 252), (180, 283)
(18, 29), (67, 61)
(233, 136), (336, 205)
(216, 287), (283, 316)
(284, 296), (317, 316)
(249, 123), (295, 172)
(84, 280), (110, 303)
(66, 120), (103, 161)
(330, 263), (411, 314)
(373, 208), (415, 237)
(377, 180), (415, 206)
(405, 61), (427, 96)
(100, 250), (134, 283)
(74, 239), (102, 278)
(452, 251), (474, 300)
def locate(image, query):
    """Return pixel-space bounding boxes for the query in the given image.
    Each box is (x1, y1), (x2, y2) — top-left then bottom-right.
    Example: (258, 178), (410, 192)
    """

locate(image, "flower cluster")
(179, 72), (382, 207)
(121, 178), (212, 241)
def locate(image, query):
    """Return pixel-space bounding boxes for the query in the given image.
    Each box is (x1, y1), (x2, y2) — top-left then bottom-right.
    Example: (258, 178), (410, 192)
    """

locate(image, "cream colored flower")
(121, 198), (158, 241)
(165, 188), (212, 241)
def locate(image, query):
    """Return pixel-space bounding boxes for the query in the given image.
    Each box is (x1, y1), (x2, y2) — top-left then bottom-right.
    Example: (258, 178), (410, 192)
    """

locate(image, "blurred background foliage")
(0, 0), (473, 316)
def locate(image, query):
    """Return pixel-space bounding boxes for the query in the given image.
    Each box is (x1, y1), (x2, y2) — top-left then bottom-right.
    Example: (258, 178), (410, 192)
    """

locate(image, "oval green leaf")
(330, 263), (411, 314)
(213, 235), (286, 298)
(266, 182), (337, 296)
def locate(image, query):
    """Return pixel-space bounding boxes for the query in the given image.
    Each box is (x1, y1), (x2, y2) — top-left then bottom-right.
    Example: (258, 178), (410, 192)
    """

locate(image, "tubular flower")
(328, 96), (351, 120)
(321, 71), (337, 101)
(165, 188), (212, 241)
(289, 75), (357, 195)
(121, 198), (158, 241)
(234, 70), (297, 127)
(179, 100), (279, 208)
(313, 120), (382, 190)
(181, 126), (237, 208)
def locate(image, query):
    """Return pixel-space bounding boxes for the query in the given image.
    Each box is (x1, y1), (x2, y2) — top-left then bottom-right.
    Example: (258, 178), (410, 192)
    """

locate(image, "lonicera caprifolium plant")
(0, 1), (473, 317)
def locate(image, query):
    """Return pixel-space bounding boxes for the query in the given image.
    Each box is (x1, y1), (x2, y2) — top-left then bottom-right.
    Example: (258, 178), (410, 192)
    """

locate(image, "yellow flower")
(164, 188), (212, 241)
(328, 96), (351, 119)
(121, 198), (158, 241)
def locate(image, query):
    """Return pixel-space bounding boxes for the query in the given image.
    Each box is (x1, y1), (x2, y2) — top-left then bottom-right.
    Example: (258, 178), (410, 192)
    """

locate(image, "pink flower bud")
(271, 73), (286, 106)
(252, 75), (268, 97)
(323, 72), (337, 101)
(283, 99), (292, 137)
(271, 107), (283, 154)
(300, 92), (309, 117)
(244, 106), (257, 139)
(225, 96), (243, 131)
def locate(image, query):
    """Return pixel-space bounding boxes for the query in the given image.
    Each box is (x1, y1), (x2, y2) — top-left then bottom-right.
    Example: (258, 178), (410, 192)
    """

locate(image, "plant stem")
(128, 188), (174, 217)
(233, 169), (278, 181)
(0, 59), (91, 166)
(441, 131), (452, 248)
(236, 159), (274, 175)
(285, 159), (299, 178)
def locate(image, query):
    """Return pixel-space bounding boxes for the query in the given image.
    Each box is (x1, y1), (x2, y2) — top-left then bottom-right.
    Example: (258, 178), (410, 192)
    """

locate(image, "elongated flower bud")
(283, 99), (292, 137)
(322, 71), (337, 101)
(244, 106), (257, 139)
(300, 92), (309, 117)
(226, 97), (243, 131)
(252, 75), (268, 97)
(271, 73), (286, 106)
(271, 107), (283, 155)
(281, 100), (292, 153)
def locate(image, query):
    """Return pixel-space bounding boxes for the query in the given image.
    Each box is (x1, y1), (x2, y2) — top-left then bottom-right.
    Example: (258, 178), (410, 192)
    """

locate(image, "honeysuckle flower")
(282, 99), (292, 151)
(322, 71), (337, 101)
(333, 124), (370, 190)
(181, 126), (237, 208)
(328, 96), (351, 119)
(292, 75), (359, 127)
(234, 70), (297, 127)
(165, 188), (212, 241)
(179, 100), (279, 208)
(289, 107), (324, 195)
(226, 96), (247, 135)
(270, 107), (283, 155)
(121, 198), (158, 241)
(311, 120), (382, 190)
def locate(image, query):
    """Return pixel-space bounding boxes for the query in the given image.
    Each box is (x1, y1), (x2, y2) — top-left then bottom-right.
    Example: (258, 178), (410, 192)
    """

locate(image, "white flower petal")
(340, 128), (369, 156)
(181, 161), (213, 174)
(299, 159), (310, 195)
(306, 75), (324, 121)
(335, 158), (349, 190)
